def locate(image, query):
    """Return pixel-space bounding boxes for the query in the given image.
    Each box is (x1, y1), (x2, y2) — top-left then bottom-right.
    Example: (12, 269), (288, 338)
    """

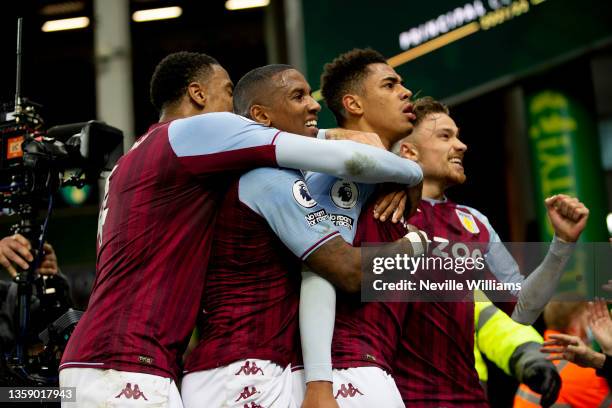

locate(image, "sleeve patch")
(305, 208), (330, 227)
(293, 180), (317, 208)
(330, 180), (359, 209)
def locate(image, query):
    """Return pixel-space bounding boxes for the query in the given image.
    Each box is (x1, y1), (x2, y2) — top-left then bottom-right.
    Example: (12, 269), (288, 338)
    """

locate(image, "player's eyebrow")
(287, 84), (310, 95)
(381, 75), (400, 84)
(435, 126), (459, 135)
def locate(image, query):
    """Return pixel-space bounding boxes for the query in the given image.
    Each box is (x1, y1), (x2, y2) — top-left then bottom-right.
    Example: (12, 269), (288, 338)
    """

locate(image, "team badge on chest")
(455, 209), (480, 234)
(330, 180), (359, 209)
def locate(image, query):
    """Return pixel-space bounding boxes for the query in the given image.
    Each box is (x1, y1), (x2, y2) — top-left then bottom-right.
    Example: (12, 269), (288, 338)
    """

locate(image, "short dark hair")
(320, 48), (387, 125)
(149, 51), (219, 112)
(233, 64), (294, 118)
(412, 96), (450, 127)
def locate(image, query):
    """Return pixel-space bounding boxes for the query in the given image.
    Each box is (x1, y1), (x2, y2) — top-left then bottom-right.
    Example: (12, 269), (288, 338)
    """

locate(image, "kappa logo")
(455, 209), (480, 234)
(235, 361), (265, 376)
(235, 386), (261, 402)
(292, 180), (317, 208)
(115, 383), (148, 400)
(334, 383), (364, 399)
(330, 180), (358, 209)
(243, 403), (264, 408)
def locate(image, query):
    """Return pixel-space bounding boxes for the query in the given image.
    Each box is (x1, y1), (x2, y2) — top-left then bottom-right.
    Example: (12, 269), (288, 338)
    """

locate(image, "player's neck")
(159, 102), (202, 123)
(422, 181), (446, 200)
(343, 121), (393, 150)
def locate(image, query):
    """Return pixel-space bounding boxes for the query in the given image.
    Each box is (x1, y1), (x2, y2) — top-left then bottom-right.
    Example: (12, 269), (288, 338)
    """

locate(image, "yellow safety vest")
(474, 299), (543, 382)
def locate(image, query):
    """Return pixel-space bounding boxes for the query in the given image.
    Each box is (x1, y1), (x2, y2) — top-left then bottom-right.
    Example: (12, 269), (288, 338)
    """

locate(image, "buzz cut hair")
(320, 48), (387, 126)
(233, 64), (294, 118)
(149, 51), (220, 112)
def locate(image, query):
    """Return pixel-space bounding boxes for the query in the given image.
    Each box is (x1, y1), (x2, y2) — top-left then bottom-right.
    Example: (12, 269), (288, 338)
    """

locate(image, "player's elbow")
(336, 263), (362, 293)
(510, 307), (539, 325)
(337, 276), (361, 293)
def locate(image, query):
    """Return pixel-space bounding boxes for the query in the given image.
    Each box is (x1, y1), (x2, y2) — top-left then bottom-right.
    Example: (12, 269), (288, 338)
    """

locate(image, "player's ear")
(187, 81), (207, 109)
(249, 105), (272, 127)
(342, 94), (363, 117)
(400, 141), (419, 161)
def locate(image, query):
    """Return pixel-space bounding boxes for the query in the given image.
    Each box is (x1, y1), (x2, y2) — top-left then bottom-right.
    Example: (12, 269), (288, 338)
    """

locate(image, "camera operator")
(0, 234), (70, 369)
(0, 234), (58, 278)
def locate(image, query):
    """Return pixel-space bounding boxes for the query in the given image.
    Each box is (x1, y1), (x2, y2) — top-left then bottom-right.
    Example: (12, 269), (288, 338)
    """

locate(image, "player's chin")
(304, 126), (319, 137)
(398, 118), (414, 132)
(448, 172), (466, 185)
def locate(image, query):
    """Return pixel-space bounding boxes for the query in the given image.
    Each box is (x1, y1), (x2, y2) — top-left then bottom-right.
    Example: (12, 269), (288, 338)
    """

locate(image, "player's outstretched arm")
(169, 112), (422, 185)
(276, 135), (423, 186)
(304, 236), (362, 293)
(299, 271), (339, 408)
(304, 227), (428, 293)
(511, 195), (588, 324)
(480, 196), (588, 324)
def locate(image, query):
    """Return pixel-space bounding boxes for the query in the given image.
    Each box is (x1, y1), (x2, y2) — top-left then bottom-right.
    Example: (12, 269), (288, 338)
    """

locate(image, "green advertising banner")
(301, 0), (612, 127)
(527, 90), (608, 293)
(527, 90), (607, 242)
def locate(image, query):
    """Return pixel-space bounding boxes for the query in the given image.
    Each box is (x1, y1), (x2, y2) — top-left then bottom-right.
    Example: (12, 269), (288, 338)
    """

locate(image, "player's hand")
(325, 128), (385, 149)
(588, 299), (612, 355)
(544, 195), (589, 242)
(373, 185), (406, 223)
(37, 242), (58, 276)
(0, 234), (34, 278)
(521, 360), (561, 408)
(541, 333), (605, 369)
(373, 182), (422, 223)
(301, 381), (339, 408)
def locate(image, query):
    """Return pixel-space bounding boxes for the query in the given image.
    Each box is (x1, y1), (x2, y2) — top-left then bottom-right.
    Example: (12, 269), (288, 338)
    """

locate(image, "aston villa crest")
(455, 209), (480, 234)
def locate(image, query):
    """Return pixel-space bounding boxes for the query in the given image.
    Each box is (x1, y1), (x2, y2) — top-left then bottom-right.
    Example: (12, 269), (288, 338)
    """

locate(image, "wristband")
(405, 231), (428, 257)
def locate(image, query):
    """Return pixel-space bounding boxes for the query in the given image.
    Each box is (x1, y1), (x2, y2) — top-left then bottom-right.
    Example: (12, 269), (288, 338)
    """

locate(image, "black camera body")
(0, 17), (124, 387)
(0, 104), (123, 207)
(0, 101), (123, 386)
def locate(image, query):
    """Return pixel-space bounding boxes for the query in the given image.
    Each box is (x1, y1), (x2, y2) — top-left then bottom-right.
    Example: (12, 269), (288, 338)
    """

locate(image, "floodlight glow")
(42, 17), (90, 32)
(132, 7), (182, 22)
(225, 0), (270, 11)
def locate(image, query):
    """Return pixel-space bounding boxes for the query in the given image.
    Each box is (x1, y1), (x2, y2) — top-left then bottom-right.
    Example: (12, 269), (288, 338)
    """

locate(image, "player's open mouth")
(449, 157), (463, 169)
(305, 120), (318, 128)
(402, 104), (416, 121)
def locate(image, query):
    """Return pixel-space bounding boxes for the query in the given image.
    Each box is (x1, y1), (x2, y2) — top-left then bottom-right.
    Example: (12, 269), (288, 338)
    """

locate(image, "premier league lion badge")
(330, 180), (358, 209)
(293, 180), (317, 208)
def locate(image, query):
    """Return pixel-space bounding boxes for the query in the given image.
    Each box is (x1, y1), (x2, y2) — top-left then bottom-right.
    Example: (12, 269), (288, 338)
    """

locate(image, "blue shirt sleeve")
(304, 172), (375, 245)
(168, 112), (279, 157)
(461, 205), (524, 289)
(239, 168), (341, 260)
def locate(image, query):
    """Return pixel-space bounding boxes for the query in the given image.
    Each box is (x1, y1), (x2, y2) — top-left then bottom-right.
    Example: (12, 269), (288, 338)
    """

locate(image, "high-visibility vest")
(474, 299), (543, 382)
(513, 330), (612, 408)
